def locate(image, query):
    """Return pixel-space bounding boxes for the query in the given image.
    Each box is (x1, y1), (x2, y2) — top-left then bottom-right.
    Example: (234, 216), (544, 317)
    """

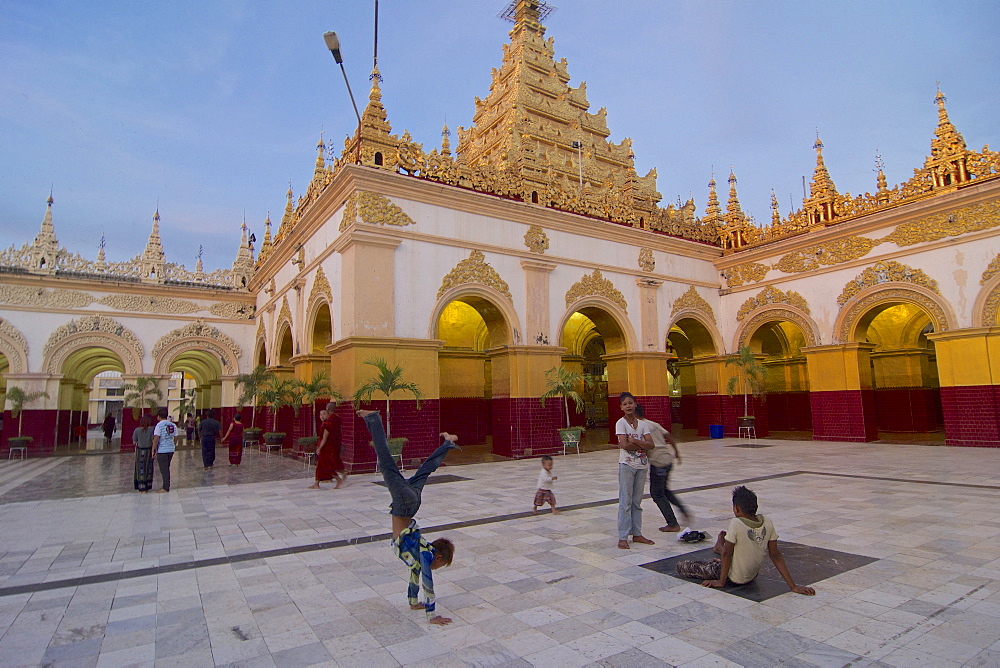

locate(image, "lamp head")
(323, 31), (343, 64)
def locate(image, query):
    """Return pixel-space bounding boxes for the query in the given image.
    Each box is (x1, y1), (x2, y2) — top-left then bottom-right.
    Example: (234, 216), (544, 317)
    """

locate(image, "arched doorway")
(166, 349), (224, 426)
(310, 303), (332, 354)
(61, 346), (127, 452)
(436, 295), (511, 448)
(560, 304), (629, 441)
(856, 303), (943, 439)
(666, 317), (718, 437)
(746, 320), (812, 437)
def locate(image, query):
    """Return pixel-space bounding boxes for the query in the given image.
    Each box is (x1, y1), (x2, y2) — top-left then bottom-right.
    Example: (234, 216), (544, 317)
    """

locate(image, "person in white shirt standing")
(615, 392), (655, 549)
(635, 404), (691, 532)
(152, 407), (177, 493)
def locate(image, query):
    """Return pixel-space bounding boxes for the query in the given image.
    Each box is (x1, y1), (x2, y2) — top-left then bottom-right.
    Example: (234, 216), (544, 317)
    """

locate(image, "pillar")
(928, 327), (1000, 447)
(488, 345), (566, 458)
(802, 343), (878, 442)
(603, 351), (672, 440)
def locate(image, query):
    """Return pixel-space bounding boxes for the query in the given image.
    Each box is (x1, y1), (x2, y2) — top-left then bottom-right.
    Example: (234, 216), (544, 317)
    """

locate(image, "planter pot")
(7, 436), (33, 447)
(557, 427), (584, 444)
(296, 436), (318, 453)
(263, 433), (286, 446)
(737, 416), (756, 428)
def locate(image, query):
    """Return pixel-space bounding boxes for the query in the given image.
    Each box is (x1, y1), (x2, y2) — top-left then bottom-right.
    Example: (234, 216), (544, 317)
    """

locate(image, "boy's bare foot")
(439, 432), (458, 443)
(532, 507), (538, 514)
(334, 477), (343, 489)
(356, 409), (377, 418)
(659, 525), (681, 532)
(551, 508), (560, 514)
(308, 483), (320, 489)
(617, 540), (630, 549)
(632, 535), (654, 545)
(155, 489), (168, 493)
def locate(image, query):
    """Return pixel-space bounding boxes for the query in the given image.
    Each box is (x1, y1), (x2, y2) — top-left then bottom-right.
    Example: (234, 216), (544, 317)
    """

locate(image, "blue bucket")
(709, 425), (725, 439)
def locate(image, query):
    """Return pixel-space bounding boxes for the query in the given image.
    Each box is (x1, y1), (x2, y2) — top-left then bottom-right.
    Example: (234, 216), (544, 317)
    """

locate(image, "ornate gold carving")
(738, 308), (817, 349)
(339, 191), (414, 232)
(42, 315), (144, 369)
(565, 269), (627, 312)
(638, 248), (654, 272)
(723, 262), (770, 287)
(0, 317), (29, 373)
(98, 294), (199, 314)
(882, 199), (1000, 247)
(983, 285), (1000, 326)
(839, 288), (949, 342)
(309, 266), (333, 304)
(524, 225), (549, 254)
(152, 320), (242, 370)
(0, 285), (93, 308)
(438, 250), (512, 301)
(339, 193), (358, 232)
(773, 237), (880, 274)
(208, 302), (256, 319)
(670, 285), (715, 324)
(982, 254), (1000, 285)
(838, 260), (939, 306)
(278, 296), (292, 327)
(736, 286), (810, 321)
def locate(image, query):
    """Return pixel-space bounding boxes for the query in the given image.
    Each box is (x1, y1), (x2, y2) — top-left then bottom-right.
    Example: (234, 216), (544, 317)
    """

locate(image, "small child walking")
(533, 455), (558, 514)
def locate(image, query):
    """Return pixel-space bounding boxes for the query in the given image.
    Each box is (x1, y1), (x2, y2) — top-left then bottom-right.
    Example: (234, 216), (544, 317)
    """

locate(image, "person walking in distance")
(152, 408), (177, 493)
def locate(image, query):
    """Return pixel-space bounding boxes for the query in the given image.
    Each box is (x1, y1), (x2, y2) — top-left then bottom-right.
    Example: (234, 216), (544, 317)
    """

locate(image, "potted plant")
(725, 345), (768, 427)
(353, 357), (422, 440)
(539, 366), (586, 447)
(259, 376), (297, 449)
(2, 386), (50, 450)
(293, 371), (342, 436)
(123, 375), (163, 419)
(234, 365), (274, 431)
(263, 431), (287, 446)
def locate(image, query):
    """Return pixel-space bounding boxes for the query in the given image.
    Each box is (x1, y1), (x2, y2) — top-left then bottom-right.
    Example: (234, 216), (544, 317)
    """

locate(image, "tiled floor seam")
(1, 468), (996, 598)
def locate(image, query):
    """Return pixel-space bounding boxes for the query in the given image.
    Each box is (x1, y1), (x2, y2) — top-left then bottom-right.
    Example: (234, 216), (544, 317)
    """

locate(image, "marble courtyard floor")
(0, 437), (998, 667)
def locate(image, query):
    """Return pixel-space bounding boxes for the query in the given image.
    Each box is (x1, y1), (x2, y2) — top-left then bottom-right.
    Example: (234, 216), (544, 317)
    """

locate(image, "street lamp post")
(323, 31), (363, 164)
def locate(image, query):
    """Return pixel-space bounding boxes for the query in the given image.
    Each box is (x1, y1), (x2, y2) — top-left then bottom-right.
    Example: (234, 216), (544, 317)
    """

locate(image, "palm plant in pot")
(123, 375), (163, 420)
(353, 357), (422, 463)
(725, 345), (768, 428)
(2, 386), (50, 449)
(259, 376), (297, 447)
(234, 365), (273, 442)
(539, 366), (586, 448)
(293, 371), (341, 454)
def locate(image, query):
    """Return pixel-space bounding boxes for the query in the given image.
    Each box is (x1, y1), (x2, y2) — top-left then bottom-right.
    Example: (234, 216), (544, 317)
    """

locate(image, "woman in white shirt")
(615, 392), (655, 549)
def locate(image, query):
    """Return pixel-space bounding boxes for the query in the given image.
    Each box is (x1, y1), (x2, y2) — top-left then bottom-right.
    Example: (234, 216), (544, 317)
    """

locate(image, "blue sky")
(2, 1), (998, 272)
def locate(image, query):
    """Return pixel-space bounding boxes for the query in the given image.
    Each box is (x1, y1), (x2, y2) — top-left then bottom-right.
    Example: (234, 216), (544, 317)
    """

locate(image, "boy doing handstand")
(677, 485), (815, 596)
(358, 409), (459, 625)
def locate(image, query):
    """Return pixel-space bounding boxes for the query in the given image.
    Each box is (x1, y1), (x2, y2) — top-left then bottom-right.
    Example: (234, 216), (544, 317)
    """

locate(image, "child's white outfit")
(534, 468), (556, 508)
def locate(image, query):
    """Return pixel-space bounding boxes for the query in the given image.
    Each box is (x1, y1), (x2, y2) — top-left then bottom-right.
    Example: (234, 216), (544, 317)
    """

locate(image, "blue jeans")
(618, 463), (648, 540)
(364, 412), (457, 518)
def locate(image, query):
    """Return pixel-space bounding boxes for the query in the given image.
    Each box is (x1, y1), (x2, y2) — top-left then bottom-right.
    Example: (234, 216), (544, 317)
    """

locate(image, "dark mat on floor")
(726, 443), (776, 448)
(372, 474), (471, 487)
(641, 541), (878, 601)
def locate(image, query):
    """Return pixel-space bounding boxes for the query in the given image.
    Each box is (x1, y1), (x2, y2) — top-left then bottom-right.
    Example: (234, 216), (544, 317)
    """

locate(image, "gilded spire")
(96, 234), (107, 269)
(924, 87), (970, 188)
(770, 190), (781, 226)
(440, 122), (451, 157)
(874, 153), (890, 204)
(314, 131), (327, 175)
(725, 170), (745, 221)
(719, 170), (749, 249)
(804, 133), (838, 225)
(338, 64), (400, 168)
(140, 208), (166, 282)
(703, 175), (722, 227)
(232, 219), (254, 289)
(27, 192), (61, 273)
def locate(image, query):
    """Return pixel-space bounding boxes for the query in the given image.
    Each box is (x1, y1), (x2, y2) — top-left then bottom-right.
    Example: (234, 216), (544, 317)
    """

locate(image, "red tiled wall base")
(696, 394), (723, 437)
(341, 400), (442, 473)
(121, 411), (138, 452)
(875, 387), (942, 432)
(810, 390), (878, 442)
(9, 409), (58, 456)
(940, 385), (1000, 447)
(670, 398), (683, 425)
(440, 397), (490, 445)
(719, 396), (769, 437)
(492, 397), (563, 458)
(766, 392), (812, 431)
(678, 395), (698, 430)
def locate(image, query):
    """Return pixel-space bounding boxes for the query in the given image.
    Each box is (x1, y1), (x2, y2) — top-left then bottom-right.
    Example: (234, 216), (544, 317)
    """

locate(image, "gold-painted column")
(486, 345), (566, 458)
(521, 259), (556, 345)
(928, 327), (1000, 446)
(802, 343), (878, 442)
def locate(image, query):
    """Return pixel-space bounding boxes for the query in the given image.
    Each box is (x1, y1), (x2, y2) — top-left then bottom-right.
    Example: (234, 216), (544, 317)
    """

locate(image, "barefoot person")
(221, 413), (245, 466)
(308, 408), (345, 489)
(615, 392), (655, 549)
(358, 409), (458, 625)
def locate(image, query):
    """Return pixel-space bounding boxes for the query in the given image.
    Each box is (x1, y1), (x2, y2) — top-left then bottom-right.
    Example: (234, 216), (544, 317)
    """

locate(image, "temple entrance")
(436, 296), (511, 451)
(57, 346), (128, 453)
(856, 302), (943, 441)
(560, 306), (627, 442)
(746, 319), (812, 438)
(667, 317), (718, 437)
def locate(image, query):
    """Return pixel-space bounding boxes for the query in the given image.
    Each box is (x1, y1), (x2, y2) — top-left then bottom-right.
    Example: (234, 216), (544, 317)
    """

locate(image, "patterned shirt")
(391, 519), (437, 618)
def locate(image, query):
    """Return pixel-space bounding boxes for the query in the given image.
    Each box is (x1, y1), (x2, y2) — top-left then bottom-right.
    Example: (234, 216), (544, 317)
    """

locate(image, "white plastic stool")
(8, 446), (27, 459)
(738, 425), (756, 439)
